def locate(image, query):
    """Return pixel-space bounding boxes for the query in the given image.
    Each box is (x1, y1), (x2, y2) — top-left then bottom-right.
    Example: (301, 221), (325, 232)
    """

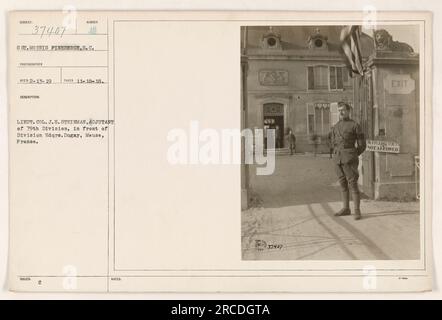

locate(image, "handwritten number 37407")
(32, 26), (66, 38)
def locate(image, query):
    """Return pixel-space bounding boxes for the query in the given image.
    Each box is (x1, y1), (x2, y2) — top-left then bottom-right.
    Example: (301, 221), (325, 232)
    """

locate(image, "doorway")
(263, 103), (284, 149)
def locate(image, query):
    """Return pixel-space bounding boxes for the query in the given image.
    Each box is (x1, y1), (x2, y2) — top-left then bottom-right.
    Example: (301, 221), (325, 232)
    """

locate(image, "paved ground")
(242, 154), (420, 260)
(248, 153), (341, 208)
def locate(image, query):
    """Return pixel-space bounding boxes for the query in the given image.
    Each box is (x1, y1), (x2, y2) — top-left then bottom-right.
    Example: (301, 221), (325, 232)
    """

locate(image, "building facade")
(354, 29), (420, 200)
(241, 26), (419, 205)
(242, 26), (374, 153)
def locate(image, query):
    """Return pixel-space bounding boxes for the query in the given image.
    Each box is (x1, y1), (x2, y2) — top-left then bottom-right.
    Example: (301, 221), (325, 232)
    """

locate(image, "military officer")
(331, 102), (366, 220)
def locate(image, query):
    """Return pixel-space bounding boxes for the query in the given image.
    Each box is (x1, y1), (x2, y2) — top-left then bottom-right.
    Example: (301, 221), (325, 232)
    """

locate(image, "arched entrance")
(263, 102), (284, 148)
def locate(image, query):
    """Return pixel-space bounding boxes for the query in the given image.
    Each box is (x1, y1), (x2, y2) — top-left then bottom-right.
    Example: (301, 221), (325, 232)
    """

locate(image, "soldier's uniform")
(331, 118), (366, 219)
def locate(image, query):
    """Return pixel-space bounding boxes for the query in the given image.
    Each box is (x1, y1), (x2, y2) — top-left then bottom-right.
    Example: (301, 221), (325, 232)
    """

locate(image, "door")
(263, 103), (284, 149)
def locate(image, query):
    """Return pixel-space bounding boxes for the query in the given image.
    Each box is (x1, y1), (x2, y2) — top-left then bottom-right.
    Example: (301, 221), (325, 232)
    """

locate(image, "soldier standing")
(331, 102), (366, 220)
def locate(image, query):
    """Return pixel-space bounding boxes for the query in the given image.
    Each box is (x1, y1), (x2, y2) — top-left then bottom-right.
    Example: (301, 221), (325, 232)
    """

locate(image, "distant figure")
(275, 125), (281, 148)
(286, 129), (296, 155)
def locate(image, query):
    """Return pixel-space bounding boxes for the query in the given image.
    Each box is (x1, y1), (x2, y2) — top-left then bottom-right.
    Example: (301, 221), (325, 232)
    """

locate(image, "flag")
(340, 25), (364, 76)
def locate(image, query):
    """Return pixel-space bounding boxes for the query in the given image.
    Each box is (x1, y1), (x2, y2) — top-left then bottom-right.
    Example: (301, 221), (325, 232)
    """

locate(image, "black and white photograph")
(241, 25), (422, 260)
(4, 9), (433, 293)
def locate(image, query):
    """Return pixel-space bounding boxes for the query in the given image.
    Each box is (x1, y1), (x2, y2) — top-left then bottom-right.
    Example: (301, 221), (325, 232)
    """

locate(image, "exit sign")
(384, 74), (415, 94)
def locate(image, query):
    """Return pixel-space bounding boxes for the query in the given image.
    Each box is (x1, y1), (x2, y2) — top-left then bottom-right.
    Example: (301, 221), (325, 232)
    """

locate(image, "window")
(307, 66), (329, 90)
(307, 104), (315, 133)
(314, 38), (323, 48)
(267, 37), (276, 47)
(308, 114), (315, 133)
(315, 106), (322, 133)
(308, 65), (351, 91)
(307, 103), (331, 135)
(342, 68), (351, 86)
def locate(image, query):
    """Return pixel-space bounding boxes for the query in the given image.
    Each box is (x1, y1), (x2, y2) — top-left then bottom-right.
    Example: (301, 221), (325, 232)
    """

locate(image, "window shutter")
(316, 66), (328, 90)
(315, 107), (321, 134)
(342, 67), (349, 83)
(337, 67), (343, 89)
(307, 103), (315, 134)
(323, 106), (330, 134)
(307, 67), (314, 90)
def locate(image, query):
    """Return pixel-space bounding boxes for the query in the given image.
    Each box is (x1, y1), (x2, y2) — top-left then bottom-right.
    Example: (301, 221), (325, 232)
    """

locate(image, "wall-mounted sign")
(384, 74), (415, 94)
(367, 140), (400, 153)
(259, 70), (289, 86)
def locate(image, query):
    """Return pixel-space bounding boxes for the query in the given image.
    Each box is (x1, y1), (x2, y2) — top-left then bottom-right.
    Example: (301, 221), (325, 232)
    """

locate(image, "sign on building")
(383, 74), (415, 94)
(259, 70), (289, 86)
(366, 140), (400, 153)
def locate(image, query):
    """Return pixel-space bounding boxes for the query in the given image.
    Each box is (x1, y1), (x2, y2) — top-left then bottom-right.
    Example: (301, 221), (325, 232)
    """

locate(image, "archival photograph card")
(8, 10), (432, 292)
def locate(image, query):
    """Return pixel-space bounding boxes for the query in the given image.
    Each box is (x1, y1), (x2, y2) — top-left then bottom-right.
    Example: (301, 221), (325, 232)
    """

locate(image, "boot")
(335, 191), (351, 216)
(352, 192), (361, 220)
